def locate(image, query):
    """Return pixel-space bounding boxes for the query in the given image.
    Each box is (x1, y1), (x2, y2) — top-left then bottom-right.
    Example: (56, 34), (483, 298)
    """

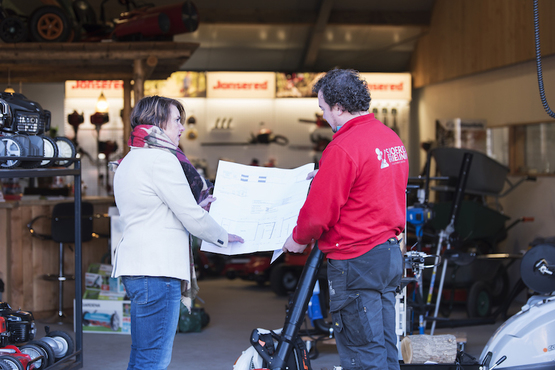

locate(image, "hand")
(282, 234), (308, 254)
(228, 233), (244, 243)
(199, 195), (216, 211)
(306, 169), (319, 180)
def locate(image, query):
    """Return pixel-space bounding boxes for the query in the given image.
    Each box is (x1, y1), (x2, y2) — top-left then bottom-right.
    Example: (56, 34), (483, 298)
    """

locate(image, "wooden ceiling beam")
(198, 9), (431, 26)
(0, 42), (197, 63)
(302, 0), (334, 70)
(0, 42), (198, 83)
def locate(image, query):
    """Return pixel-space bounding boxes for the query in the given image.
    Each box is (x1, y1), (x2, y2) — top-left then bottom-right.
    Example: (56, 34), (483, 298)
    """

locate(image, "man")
(282, 69), (408, 370)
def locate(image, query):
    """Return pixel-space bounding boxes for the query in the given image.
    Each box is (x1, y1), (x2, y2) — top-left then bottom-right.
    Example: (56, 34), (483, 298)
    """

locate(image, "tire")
(82, 311), (90, 326)
(270, 263), (299, 296)
(29, 6), (72, 42)
(0, 16), (28, 43)
(110, 313), (120, 331)
(32, 339), (56, 367)
(54, 137), (76, 167)
(0, 356), (24, 370)
(467, 281), (492, 318)
(19, 343), (48, 370)
(0, 359), (12, 370)
(0, 137), (23, 169)
(44, 330), (75, 360)
(40, 135), (59, 168)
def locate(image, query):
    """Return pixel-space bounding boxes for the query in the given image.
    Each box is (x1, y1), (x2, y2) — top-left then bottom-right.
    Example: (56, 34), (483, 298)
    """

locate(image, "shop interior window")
(488, 121), (555, 176)
(487, 126), (509, 167)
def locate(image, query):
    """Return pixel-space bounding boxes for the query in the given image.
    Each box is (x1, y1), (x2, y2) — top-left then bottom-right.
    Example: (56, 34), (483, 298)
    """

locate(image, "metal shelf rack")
(0, 158), (84, 370)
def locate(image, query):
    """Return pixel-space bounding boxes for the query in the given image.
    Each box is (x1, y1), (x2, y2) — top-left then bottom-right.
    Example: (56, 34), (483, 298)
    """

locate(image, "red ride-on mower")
(222, 252), (278, 286)
(270, 249), (326, 296)
(0, 345), (39, 370)
(0, 0), (199, 43)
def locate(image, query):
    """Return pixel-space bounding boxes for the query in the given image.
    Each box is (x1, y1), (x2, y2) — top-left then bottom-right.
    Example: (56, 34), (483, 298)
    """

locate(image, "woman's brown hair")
(130, 95), (185, 129)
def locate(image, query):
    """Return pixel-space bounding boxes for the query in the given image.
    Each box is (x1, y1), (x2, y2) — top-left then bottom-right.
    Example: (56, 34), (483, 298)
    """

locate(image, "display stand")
(0, 157), (84, 370)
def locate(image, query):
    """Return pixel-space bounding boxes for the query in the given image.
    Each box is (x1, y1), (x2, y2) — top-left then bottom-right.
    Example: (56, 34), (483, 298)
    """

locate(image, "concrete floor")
(34, 277), (523, 370)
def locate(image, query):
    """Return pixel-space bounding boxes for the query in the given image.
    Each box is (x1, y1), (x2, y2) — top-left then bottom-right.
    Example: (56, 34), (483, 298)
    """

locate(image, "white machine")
(479, 242), (555, 369)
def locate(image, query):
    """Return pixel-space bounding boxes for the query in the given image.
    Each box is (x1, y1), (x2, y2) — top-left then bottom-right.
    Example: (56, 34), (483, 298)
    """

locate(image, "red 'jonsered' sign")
(69, 80), (123, 90)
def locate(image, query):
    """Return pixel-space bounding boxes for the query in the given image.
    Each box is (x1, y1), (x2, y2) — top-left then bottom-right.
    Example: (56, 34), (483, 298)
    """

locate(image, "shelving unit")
(0, 158), (84, 370)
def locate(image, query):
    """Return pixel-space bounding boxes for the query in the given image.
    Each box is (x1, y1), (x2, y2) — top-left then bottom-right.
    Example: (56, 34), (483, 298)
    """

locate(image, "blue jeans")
(122, 276), (181, 370)
(328, 239), (403, 370)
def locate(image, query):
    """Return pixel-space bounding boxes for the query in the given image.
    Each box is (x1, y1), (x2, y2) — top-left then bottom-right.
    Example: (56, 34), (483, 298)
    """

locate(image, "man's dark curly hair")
(312, 69), (371, 113)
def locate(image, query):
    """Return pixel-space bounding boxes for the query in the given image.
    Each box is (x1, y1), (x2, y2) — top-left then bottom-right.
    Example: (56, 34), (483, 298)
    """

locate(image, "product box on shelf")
(84, 263), (126, 297)
(75, 299), (131, 334)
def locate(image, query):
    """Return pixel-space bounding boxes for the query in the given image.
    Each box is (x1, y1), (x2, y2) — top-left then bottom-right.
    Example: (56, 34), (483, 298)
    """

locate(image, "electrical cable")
(534, 0), (555, 118)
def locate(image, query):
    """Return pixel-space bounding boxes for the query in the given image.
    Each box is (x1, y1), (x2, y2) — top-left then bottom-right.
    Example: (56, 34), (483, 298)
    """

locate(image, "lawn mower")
(405, 147), (535, 331)
(222, 252), (275, 286)
(0, 92), (76, 169)
(270, 248), (313, 296)
(0, 302), (36, 347)
(0, 302), (74, 369)
(82, 310), (120, 331)
(0, 0), (199, 43)
(0, 345), (39, 370)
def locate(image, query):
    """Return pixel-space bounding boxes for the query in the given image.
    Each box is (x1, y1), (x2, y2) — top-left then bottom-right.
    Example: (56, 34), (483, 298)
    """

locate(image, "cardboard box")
(76, 299), (131, 334)
(85, 263), (125, 295)
(109, 277), (126, 294)
(85, 272), (107, 290)
(87, 263), (113, 276)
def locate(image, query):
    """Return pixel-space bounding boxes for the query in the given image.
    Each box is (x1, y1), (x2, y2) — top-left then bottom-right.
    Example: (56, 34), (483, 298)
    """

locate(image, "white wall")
(411, 55), (555, 256)
(176, 96), (409, 179)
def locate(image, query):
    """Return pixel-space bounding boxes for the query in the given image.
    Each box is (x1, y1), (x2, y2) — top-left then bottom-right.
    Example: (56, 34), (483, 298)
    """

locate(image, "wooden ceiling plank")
(198, 9), (430, 26)
(0, 41), (198, 83)
(302, 0), (334, 70)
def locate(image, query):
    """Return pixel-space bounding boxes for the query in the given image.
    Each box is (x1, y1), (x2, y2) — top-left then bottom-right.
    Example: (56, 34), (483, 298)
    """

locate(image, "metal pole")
(74, 159), (83, 367)
(58, 242), (64, 318)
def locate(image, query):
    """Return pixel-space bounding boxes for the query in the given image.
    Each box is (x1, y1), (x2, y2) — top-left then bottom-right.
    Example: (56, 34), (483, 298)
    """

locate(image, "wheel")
(0, 16), (28, 43)
(490, 265), (509, 306)
(110, 312), (120, 331)
(32, 339), (56, 367)
(44, 330), (75, 360)
(19, 343), (48, 370)
(17, 134), (44, 169)
(0, 359), (12, 370)
(29, 6), (72, 42)
(0, 356), (23, 370)
(0, 137), (23, 169)
(54, 137), (76, 167)
(467, 281), (492, 318)
(270, 263), (299, 296)
(182, 0), (199, 32)
(82, 311), (90, 326)
(40, 135), (59, 168)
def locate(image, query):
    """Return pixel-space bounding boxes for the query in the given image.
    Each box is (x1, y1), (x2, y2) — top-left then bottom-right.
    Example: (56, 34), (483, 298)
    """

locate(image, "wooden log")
(401, 334), (457, 364)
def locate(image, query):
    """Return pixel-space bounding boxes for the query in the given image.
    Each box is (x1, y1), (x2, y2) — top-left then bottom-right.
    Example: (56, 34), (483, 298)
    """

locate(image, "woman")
(112, 95), (243, 369)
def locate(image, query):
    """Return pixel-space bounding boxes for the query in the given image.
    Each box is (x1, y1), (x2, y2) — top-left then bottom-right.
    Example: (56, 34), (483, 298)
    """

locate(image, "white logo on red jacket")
(376, 145), (407, 169)
(375, 148), (389, 169)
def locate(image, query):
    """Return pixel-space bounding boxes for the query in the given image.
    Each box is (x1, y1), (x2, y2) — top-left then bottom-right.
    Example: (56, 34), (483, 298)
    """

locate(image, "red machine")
(0, 345), (37, 370)
(0, 0), (199, 43)
(111, 1), (199, 41)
